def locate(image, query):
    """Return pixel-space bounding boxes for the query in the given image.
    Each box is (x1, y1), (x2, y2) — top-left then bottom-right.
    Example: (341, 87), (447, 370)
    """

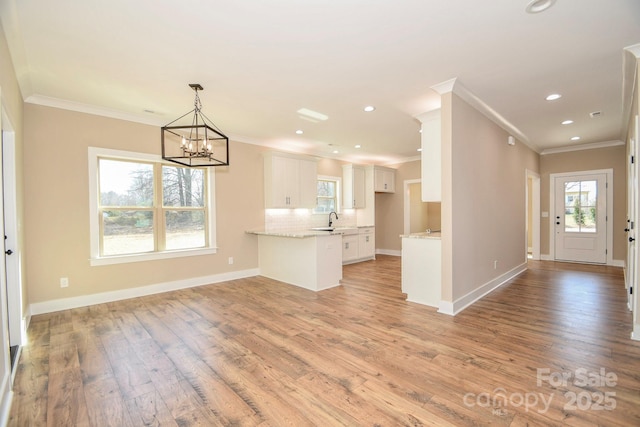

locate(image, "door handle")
(5, 249), (12, 255)
(625, 228), (630, 232)
(630, 237), (636, 243)
(556, 222), (560, 225)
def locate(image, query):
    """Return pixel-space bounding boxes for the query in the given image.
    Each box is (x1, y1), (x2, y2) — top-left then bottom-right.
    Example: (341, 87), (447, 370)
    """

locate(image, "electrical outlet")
(60, 277), (69, 288)
(228, 257), (234, 265)
(494, 260), (498, 269)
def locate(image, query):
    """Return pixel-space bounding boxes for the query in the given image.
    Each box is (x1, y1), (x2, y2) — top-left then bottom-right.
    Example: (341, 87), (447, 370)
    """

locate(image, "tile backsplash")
(265, 209), (357, 231)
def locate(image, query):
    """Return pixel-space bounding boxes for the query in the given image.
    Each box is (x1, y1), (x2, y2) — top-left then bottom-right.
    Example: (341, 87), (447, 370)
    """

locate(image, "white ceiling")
(1, 0), (639, 164)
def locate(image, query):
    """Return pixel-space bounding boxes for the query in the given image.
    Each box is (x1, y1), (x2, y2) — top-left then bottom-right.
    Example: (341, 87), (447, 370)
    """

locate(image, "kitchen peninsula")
(247, 229), (343, 292)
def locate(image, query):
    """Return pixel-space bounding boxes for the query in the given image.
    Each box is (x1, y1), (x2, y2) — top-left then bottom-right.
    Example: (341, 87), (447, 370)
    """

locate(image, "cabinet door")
(342, 235), (359, 262)
(297, 158), (318, 209)
(266, 155), (298, 208)
(352, 166), (366, 208)
(358, 230), (375, 258)
(374, 168), (395, 193)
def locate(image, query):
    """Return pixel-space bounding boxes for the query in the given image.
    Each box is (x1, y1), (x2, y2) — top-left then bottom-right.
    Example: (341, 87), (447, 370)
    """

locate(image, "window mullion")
(155, 163), (165, 251)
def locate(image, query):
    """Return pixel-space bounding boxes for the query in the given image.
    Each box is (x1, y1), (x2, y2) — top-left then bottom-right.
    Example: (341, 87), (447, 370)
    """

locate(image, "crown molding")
(25, 94), (166, 127)
(428, 78), (538, 153)
(540, 139), (625, 155)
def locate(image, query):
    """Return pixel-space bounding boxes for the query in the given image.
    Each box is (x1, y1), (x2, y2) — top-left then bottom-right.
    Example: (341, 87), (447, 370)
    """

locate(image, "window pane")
(316, 198), (336, 213)
(165, 210), (205, 250)
(99, 159), (153, 207)
(582, 207), (596, 232)
(564, 180), (597, 233)
(317, 181), (336, 197)
(102, 210), (154, 255)
(163, 166), (205, 207)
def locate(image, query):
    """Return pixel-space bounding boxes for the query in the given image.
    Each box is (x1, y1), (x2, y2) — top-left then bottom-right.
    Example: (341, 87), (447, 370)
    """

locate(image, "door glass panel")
(564, 180), (597, 233)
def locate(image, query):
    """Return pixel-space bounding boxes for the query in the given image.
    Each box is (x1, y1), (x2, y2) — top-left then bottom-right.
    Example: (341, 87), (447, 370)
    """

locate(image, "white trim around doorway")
(548, 169), (614, 265)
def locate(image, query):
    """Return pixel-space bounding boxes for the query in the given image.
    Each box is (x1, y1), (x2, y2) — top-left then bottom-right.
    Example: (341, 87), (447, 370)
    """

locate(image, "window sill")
(89, 247), (218, 266)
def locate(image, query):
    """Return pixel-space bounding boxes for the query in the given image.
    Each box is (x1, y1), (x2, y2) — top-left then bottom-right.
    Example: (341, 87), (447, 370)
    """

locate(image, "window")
(315, 176), (340, 213)
(563, 180), (597, 233)
(89, 148), (217, 265)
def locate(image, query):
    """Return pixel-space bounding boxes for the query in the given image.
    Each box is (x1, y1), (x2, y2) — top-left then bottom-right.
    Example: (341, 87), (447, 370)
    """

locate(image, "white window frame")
(313, 175), (342, 214)
(88, 147), (217, 266)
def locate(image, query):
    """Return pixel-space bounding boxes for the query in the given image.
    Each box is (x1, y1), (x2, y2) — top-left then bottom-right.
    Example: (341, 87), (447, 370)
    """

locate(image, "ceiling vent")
(590, 111), (602, 118)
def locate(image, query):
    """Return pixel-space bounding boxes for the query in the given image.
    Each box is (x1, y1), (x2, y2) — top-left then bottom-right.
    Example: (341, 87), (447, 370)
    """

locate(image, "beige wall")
(539, 145), (627, 261)
(446, 93), (539, 302)
(375, 160), (421, 252)
(23, 104), (266, 304)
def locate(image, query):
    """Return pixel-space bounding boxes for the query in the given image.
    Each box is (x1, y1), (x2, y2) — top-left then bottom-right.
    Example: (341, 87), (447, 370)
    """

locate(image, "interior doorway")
(526, 170), (541, 260)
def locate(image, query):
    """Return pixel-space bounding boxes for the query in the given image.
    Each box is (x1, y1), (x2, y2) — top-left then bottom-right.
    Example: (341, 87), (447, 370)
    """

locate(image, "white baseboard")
(541, 254), (553, 261)
(376, 249), (401, 257)
(438, 262), (528, 316)
(632, 325), (640, 341)
(612, 259), (625, 268)
(29, 268), (260, 316)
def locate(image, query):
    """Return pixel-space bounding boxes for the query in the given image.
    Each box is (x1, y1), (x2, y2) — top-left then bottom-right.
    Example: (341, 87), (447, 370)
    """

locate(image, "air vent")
(590, 111), (602, 118)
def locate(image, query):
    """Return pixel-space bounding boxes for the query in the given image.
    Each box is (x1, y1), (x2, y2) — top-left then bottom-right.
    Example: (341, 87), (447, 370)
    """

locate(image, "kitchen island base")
(257, 234), (342, 292)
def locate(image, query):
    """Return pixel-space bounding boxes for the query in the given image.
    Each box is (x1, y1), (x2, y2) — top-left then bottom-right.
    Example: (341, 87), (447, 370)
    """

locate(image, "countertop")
(400, 231), (441, 240)
(246, 227), (360, 238)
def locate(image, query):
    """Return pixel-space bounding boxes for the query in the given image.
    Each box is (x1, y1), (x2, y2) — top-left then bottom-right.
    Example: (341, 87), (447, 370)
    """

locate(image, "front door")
(554, 173), (607, 264)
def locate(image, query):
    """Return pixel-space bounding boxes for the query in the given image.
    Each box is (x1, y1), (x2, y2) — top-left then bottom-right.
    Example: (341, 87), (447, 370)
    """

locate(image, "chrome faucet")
(328, 211), (339, 227)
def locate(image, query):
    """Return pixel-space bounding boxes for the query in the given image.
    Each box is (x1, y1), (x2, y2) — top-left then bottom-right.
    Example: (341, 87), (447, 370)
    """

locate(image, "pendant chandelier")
(161, 84), (230, 167)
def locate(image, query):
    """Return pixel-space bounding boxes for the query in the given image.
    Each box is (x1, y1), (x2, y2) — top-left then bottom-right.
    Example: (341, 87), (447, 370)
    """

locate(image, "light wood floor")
(8, 256), (640, 426)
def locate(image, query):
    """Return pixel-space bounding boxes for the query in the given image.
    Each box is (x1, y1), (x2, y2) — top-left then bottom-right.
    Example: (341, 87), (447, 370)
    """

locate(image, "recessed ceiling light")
(332, 150), (339, 154)
(571, 136), (581, 141)
(364, 106), (375, 112)
(546, 93), (562, 101)
(355, 144), (361, 148)
(417, 148), (423, 152)
(561, 120), (574, 125)
(295, 130), (303, 135)
(526, 0), (556, 14)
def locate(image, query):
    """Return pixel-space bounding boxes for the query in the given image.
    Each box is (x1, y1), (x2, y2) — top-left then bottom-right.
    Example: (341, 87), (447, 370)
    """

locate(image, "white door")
(627, 134), (637, 311)
(554, 174), (607, 263)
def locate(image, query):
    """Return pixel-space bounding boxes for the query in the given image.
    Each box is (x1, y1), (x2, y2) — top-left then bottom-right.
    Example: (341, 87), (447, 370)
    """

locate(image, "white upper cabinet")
(343, 164), (366, 209)
(417, 108), (441, 202)
(373, 166), (395, 193)
(264, 151), (318, 208)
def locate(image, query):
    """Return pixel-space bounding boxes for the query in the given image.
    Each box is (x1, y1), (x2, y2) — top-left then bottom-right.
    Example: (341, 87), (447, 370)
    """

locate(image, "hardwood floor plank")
(9, 256), (640, 426)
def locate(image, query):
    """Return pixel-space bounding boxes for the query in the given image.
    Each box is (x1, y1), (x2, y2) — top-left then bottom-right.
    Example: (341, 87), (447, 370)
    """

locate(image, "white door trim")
(1, 109), (24, 347)
(403, 179), (421, 236)
(526, 170), (541, 260)
(549, 169), (614, 265)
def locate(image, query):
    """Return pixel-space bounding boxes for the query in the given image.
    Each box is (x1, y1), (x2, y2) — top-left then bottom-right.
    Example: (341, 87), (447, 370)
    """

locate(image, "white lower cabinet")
(342, 234), (359, 263)
(342, 227), (375, 264)
(358, 227), (375, 259)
